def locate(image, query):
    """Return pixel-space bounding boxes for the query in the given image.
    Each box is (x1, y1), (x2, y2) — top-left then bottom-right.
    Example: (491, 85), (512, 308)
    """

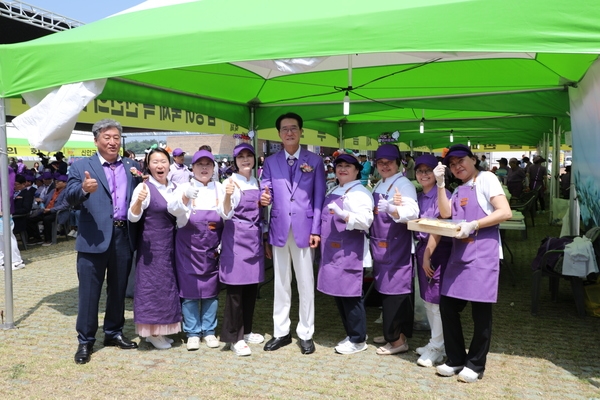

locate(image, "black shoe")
(299, 338), (315, 355)
(263, 333), (292, 351)
(74, 343), (94, 364)
(103, 334), (138, 349)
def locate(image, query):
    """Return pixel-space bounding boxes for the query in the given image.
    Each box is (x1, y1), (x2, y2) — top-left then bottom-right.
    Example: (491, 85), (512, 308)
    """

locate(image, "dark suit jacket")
(14, 189), (34, 216)
(66, 154), (139, 253)
(13, 188), (34, 233)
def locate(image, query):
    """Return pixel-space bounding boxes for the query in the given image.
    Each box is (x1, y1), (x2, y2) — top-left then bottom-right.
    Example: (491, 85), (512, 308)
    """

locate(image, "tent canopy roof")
(1, 0), (598, 149)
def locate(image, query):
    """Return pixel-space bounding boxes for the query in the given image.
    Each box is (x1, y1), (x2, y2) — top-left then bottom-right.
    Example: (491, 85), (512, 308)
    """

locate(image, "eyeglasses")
(280, 126), (300, 134)
(416, 169), (433, 175)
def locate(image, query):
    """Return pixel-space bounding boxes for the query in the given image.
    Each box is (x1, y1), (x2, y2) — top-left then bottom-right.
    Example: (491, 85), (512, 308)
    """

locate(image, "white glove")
(433, 162), (446, 188)
(377, 198), (395, 214)
(185, 185), (200, 200)
(455, 220), (479, 239)
(328, 203), (349, 219)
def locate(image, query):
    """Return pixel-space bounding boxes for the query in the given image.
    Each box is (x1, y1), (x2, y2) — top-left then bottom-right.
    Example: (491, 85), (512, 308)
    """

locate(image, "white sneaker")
(232, 340), (251, 356)
(147, 335), (171, 350)
(12, 263), (25, 271)
(436, 363), (464, 377)
(337, 336), (350, 346)
(417, 347), (445, 367)
(338, 335), (368, 346)
(457, 367), (483, 383)
(243, 332), (264, 344)
(415, 343), (435, 356)
(67, 230), (77, 237)
(186, 336), (200, 351)
(335, 340), (368, 355)
(203, 335), (220, 348)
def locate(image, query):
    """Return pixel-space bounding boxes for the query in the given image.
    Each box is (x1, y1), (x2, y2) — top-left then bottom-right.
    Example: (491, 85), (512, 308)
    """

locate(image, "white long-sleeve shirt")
(128, 176), (177, 222)
(325, 180), (374, 269)
(167, 179), (225, 228)
(372, 172), (419, 223)
(217, 173), (259, 220)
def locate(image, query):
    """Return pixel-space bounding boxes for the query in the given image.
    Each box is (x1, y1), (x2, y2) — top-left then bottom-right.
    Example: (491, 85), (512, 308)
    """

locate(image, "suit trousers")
(76, 226), (133, 344)
(439, 295), (492, 374)
(334, 296), (367, 343)
(220, 283), (258, 343)
(272, 229), (315, 340)
(381, 293), (414, 343)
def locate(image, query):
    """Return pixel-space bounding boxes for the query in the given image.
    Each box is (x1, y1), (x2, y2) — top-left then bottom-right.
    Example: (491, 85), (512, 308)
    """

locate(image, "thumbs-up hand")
(137, 183), (149, 202)
(82, 170), (98, 193)
(434, 162), (446, 188)
(185, 185), (199, 200)
(328, 202), (349, 220)
(260, 185), (271, 206)
(377, 197), (394, 214)
(225, 178), (235, 196)
(392, 187), (402, 206)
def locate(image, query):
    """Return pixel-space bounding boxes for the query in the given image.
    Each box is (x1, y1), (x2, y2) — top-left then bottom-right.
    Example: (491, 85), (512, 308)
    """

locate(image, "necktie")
(287, 156), (296, 181)
(105, 162), (119, 212)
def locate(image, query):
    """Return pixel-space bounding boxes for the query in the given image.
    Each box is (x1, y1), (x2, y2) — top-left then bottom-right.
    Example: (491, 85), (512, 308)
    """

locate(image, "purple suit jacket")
(261, 148), (326, 248)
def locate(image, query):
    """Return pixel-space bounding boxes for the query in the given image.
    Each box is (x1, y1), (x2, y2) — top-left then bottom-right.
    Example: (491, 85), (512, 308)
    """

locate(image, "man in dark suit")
(26, 174), (70, 246)
(66, 119), (140, 364)
(260, 112), (326, 354)
(12, 174), (34, 234)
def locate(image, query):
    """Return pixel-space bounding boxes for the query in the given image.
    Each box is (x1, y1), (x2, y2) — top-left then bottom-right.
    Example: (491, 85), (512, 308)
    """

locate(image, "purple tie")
(287, 156), (296, 181)
(105, 162), (119, 209)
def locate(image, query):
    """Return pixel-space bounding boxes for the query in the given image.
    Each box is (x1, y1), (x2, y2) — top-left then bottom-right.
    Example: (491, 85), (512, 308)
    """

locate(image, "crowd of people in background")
(6, 114), (571, 384)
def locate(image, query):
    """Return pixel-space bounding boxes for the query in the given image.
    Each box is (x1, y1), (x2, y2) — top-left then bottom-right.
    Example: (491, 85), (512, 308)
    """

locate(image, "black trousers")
(381, 293), (414, 343)
(334, 296), (367, 343)
(26, 212), (55, 242)
(76, 226), (133, 344)
(440, 295), (492, 374)
(220, 284), (258, 343)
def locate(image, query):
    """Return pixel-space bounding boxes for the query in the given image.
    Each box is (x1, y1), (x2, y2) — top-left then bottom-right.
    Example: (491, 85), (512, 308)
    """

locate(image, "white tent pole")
(338, 123), (343, 149)
(553, 121), (561, 199)
(0, 97), (16, 329)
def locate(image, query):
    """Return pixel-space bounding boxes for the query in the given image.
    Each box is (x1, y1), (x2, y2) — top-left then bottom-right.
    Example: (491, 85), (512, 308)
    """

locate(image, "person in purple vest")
(317, 153), (373, 355)
(168, 150), (225, 351)
(128, 148), (181, 350)
(413, 154), (452, 367)
(217, 143), (265, 356)
(433, 144), (511, 383)
(369, 144), (419, 355)
(260, 112), (326, 355)
(168, 148), (192, 185)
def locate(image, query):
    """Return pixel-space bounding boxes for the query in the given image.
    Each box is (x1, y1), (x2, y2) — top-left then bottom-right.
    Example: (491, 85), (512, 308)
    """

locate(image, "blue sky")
(27, 1), (143, 23)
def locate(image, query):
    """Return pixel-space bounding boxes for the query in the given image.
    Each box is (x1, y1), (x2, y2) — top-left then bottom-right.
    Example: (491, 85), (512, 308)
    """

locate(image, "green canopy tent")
(0, 0), (599, 148)
(1, 0), (600, 327)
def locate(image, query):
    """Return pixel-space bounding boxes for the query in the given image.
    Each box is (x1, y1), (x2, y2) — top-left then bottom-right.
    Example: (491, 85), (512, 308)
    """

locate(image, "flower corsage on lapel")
(130, 167), (147, 181)
(299, 163), (314, 173)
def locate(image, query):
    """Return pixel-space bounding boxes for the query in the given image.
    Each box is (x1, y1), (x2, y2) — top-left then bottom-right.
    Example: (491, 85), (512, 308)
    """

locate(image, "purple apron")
(175, 202), (224, 299)
(415, 189), (453, 304)
(134, 183), (181, 325)
(219, 187), (265, 285)
(369, 177), (413, 295)
(441, 180), (500, 303)
(317, 184), (365, 297)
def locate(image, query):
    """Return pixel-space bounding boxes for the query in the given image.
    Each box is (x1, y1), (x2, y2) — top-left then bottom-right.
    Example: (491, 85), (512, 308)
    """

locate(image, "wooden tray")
(407, 218), (461, 237)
